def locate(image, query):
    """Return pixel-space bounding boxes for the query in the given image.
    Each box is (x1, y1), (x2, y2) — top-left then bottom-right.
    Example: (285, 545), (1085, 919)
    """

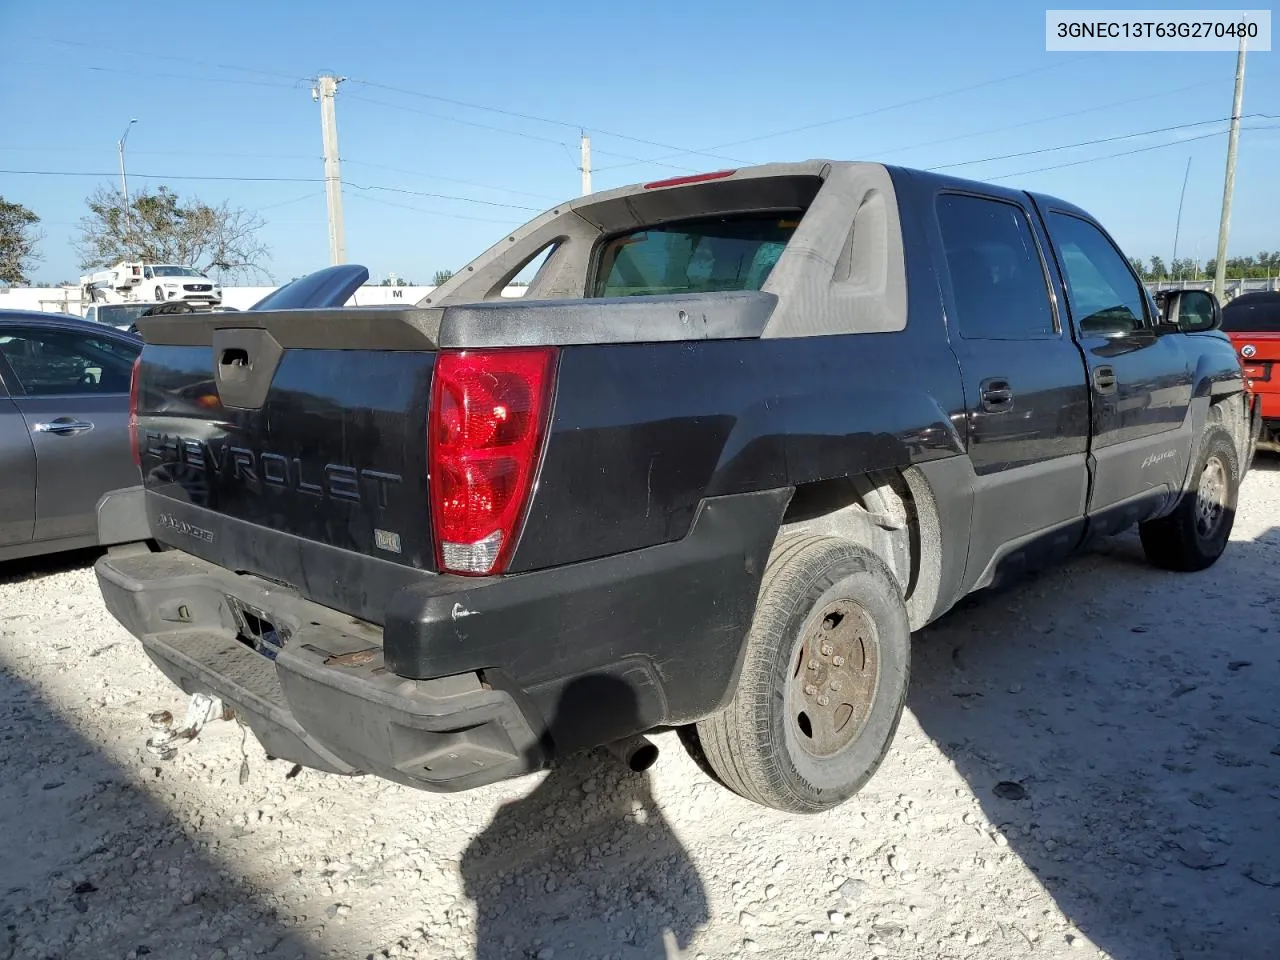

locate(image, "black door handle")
(1093, 365), (1117, 394)
(979, 377), (1014, 413)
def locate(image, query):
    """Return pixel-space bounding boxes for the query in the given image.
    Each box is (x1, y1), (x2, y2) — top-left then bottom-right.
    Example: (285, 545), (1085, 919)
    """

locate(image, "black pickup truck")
(96, 161), (1258, 814)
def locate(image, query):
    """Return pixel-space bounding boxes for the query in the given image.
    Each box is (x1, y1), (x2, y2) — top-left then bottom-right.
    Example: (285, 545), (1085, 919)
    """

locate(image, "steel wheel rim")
(1195, 456), (1228, 538)
(787, 599), (880, 759)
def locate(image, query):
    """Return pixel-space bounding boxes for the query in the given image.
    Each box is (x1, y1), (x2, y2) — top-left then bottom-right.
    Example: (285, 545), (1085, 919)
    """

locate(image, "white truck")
(80, 261), (222, 307)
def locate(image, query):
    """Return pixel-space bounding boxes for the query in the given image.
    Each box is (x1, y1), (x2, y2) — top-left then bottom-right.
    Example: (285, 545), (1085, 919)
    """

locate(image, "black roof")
(0, 308), (142, 343)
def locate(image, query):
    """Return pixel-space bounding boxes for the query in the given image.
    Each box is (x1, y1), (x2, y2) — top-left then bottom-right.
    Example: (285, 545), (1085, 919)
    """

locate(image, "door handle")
(1093, 365), (1118, 394)
(32, 418), (95, 436)
(979, 377), (1014, 413)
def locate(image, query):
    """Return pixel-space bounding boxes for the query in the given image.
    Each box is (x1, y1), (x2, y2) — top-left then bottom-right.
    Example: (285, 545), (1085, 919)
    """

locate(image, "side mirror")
(1155, 289), (1221, 333)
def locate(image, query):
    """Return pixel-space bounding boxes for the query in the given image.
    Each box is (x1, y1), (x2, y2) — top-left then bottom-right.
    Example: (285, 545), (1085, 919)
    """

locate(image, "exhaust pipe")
(605, 734), (659, 772)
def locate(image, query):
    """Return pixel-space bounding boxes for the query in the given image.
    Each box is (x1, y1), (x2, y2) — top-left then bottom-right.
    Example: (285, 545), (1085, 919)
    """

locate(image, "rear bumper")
(96, 550), (546, 790)
(95, 489), (787, 791)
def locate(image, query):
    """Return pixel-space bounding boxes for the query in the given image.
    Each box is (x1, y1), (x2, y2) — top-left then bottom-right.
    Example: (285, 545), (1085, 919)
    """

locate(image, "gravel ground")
(4, 461), (1280, 960)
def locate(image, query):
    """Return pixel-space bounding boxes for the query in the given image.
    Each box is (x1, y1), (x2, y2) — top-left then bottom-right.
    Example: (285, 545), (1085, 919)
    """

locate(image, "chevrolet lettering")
(145, 432), (403, 506)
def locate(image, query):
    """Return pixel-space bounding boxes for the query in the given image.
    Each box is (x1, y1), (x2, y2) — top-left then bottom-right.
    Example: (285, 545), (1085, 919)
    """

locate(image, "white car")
(141, 264), (223, 306)
(83, 302), (163, 331)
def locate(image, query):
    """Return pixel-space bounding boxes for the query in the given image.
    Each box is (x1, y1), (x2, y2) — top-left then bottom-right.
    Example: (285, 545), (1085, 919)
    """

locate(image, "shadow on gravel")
(461, 675), (708, 960)
(0, 547), (103, 585)
(908, 525), (1280, 960)
(0, 660), (314, 960)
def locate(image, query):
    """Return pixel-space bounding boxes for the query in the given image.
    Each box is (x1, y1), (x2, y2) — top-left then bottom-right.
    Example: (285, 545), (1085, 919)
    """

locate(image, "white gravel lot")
(4, 460), (1280, 960)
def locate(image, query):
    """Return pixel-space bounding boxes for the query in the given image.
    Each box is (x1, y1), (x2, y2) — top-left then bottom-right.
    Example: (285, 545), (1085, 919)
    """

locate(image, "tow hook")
(605, 734), (659, 772)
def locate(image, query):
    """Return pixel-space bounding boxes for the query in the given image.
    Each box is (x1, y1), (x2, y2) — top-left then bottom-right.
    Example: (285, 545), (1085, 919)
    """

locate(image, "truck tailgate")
(134, 310), (440, 620)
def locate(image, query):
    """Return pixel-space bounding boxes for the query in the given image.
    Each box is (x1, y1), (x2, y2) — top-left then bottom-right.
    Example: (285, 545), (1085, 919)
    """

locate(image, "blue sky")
(2, 0), (1276, 284)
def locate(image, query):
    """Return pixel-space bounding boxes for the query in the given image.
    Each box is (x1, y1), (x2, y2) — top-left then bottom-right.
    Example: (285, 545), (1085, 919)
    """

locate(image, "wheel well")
(779, 468), (943, 630)
(1208, 393), (1249, 475)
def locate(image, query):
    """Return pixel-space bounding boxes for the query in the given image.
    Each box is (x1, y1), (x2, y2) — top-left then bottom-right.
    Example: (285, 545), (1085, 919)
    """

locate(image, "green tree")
(432, 269), (454, 286)
(0, 196), (42, 285)
(1128, 256), (1148, 280)
(76, 184), (270, 281)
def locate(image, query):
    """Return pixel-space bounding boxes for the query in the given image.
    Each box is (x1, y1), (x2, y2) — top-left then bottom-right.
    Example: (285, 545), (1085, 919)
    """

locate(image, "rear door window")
(936, 193), (1057, 339)
(592, 213), (799, 298)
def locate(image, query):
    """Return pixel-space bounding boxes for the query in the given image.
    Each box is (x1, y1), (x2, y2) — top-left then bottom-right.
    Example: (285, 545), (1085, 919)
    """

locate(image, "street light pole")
(118, 118), (138, 205)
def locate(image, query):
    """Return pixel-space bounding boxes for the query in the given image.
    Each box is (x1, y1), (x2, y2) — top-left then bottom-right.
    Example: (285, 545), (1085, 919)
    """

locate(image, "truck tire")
(692, 535), (910, 813)
(154, 286), (165, 302)
(1139, 424), (1239, 572)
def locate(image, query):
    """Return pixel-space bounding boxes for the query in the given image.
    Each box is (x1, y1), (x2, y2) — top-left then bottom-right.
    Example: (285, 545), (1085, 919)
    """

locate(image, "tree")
(75, 185), (270, 281)
(1147, 256), (1168, 280)
(432, 269), (454, 286)
(0, 196), (42, 285)
(379, 276), (414, 286)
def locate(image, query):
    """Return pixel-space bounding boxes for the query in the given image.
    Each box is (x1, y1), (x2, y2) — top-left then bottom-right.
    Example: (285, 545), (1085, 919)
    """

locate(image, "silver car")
(0, 310), (143, 562)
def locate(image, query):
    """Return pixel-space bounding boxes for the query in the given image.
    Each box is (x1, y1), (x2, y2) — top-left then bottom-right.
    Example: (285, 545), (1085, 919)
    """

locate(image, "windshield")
(151, 265), (203, 277)
(93, 304), (155, 324)
(1222, 294), (1280, 333)
(592, 213), (800, 298)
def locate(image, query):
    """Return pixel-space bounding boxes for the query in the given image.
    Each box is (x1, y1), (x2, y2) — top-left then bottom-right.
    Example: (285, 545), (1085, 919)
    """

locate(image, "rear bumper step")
(95, 551), (544, 791)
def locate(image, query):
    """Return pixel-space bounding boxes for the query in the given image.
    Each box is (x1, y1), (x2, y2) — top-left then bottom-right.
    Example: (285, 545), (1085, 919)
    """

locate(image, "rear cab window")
(591, 213), (801, 298)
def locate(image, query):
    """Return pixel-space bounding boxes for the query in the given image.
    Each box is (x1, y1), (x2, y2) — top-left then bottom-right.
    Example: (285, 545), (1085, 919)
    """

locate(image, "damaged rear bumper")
(95, 549), (544, 791)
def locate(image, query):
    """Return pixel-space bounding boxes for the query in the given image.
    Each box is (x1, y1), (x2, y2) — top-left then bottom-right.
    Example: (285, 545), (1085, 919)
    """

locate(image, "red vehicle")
(1222, 291), (1280, 452)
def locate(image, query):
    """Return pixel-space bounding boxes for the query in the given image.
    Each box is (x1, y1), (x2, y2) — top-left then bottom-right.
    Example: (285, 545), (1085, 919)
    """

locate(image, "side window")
(1047, 213), (1148, 335)
(0, 329), (139, 396)
(936, 193), (1056, 340)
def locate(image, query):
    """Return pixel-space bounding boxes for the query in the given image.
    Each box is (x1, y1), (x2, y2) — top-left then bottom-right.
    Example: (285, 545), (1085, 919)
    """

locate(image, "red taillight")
(642, 169), (736, 190)
(428, 347), (557, 575)
(128, 354), (142, 467)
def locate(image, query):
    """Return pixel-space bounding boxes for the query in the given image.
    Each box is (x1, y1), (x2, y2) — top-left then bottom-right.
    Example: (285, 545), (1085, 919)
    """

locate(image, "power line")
(345, 191), (526, 225)
(256, 191), (326, 211)
(0, 143), (551, 201)
(592, 54), (1097, 172)
(8, 58), (305, 90)
(27, 36), (309, 83)
(871, 79), (1223, 159)
(0, 169), (543, 211)
(927, 116), (1249, 171)
(345, 78), (746, 166)
(341, 91), (572, 147)
(341, 159), (562, 201)
(340, 92), (699, 171)
(984, 124), (1276, 181)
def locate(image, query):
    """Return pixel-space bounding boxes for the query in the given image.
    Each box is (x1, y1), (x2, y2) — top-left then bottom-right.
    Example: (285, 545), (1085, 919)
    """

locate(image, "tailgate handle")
(212, 328), (284, 410)
(219, 347), (252, 382)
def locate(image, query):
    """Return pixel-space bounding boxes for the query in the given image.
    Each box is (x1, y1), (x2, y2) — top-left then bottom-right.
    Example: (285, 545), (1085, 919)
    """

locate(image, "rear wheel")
(691, 535), (910, 813)
(1139, 424), (1239, 572)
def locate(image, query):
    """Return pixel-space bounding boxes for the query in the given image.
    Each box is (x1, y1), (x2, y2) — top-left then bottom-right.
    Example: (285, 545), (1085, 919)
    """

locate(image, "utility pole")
(580, 131), (592, 196)
(117, 118), (137, 205)
(314, 74), (347, 265)
(1212, 37), (1247, 301)
(1172, 156), (1191, 280)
